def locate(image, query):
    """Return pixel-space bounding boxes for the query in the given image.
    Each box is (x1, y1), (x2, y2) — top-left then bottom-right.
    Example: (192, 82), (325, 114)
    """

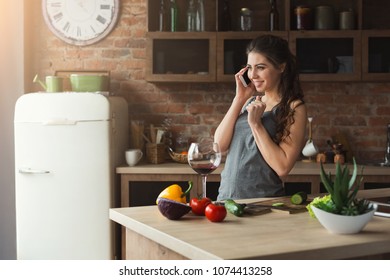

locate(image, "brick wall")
(28, 0), (390, 164)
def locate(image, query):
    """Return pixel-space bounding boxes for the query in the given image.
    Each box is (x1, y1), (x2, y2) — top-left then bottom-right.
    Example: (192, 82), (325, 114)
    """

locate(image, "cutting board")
(247, 197), (310, 214)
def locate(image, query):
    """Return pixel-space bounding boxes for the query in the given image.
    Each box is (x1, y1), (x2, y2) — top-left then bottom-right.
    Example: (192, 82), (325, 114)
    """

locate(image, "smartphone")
(239, 68), (251, 87)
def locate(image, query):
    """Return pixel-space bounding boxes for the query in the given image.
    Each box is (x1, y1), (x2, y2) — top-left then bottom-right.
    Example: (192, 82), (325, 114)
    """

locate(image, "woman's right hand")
(234, 67), (256, 101)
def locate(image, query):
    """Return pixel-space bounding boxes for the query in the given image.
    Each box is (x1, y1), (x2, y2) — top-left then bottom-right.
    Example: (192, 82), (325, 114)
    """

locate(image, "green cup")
(46, 76), (63, 92)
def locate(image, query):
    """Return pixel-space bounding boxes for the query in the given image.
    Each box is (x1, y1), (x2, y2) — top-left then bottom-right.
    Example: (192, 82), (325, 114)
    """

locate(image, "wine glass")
(188, 139), (222, 198)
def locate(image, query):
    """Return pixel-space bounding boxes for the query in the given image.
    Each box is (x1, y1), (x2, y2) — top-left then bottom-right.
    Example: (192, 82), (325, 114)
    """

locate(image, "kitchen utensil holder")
(146, 143), (166, 164)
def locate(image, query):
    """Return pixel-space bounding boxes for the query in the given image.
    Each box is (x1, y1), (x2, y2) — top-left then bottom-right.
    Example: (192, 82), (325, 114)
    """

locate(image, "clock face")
(42, 0), (120, 46)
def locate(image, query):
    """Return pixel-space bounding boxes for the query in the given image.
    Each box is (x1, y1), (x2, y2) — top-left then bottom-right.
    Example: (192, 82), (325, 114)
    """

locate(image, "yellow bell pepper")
(156, 181), (193, 204)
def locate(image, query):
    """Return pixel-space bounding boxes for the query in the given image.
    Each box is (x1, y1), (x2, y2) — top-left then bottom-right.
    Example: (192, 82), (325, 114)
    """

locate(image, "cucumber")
(291, 191), (308, 205)
(224, 199), (246, 217)
(272, 202), (284, 207)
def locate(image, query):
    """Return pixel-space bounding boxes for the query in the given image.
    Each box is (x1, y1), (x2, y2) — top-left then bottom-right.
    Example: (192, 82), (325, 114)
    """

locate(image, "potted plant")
(307, 158), (377, 234)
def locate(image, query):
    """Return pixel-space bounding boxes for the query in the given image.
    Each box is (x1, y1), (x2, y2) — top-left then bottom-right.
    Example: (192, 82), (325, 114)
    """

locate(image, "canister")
(339, 10), (355, 30)
(315, 6), (335, 30)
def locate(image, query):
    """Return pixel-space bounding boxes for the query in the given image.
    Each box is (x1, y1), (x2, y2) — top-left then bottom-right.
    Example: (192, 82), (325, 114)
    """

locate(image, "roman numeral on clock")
(50, 2), (62, 8)
(63, 22), (70, 32)
(96, 15), (107, 24)
(53, 12), (63, 22)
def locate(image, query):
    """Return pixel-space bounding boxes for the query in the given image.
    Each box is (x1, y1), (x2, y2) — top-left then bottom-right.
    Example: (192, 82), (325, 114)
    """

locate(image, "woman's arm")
(214, 68), (255, 152)
(247, 100), (307, 177)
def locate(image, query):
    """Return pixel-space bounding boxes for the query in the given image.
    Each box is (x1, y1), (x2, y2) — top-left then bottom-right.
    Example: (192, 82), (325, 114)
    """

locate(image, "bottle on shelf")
(220, 0), (232, 31)
(158, 0), (167, 31)
(187, 0), (196, 32)
(168, 0), (178, 32)
(195, 0), (205, 31)
(269, 0), (279, 31)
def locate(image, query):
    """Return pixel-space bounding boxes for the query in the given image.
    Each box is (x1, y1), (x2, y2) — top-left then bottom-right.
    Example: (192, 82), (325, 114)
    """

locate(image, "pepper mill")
(384, 123), (390, 166)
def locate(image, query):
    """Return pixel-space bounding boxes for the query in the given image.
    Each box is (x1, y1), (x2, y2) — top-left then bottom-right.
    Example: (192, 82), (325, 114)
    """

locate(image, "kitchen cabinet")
(216, 31), (288, 82)
(362, 30), (390, 81)
(146, 0), (390, 83)
(145, 32), (216, 82)
(146, 0), (286, 82)
(289, 30), (361, 81)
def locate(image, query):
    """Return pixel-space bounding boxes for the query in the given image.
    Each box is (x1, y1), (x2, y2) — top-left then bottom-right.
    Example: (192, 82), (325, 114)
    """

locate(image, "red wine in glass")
(190, 163), (218, 175)
(188, 141), (221, 198)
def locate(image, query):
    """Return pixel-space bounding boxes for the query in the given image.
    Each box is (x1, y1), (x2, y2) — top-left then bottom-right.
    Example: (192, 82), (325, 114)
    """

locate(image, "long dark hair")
(246, 34), (304, 143)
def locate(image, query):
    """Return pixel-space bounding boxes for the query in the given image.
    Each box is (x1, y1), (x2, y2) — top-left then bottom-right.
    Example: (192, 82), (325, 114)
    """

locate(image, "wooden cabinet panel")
(289, 30), (361, 81)
(146, 0), (390, 83)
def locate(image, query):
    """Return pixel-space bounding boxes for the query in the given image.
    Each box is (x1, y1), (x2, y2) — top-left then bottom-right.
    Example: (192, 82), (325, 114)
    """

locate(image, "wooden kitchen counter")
(117, 161), (390, 207)
(110, 188), (390, 260)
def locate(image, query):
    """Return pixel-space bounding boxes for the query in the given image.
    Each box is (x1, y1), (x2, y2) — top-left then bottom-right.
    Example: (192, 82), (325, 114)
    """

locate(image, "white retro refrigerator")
(14, 92), (128, 259)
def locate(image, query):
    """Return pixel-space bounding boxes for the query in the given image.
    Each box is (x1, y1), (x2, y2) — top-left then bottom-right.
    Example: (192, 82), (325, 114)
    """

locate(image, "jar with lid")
(339, 10), (355, 30)
(314, 6), (335, 30)
(240, 8), (253, 31)
(294, 6), (312, 30)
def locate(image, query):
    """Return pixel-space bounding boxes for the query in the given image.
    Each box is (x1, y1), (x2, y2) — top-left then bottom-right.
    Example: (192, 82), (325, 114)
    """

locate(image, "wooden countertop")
(110, 188), (390, 260)
(116, 161), (390, 176)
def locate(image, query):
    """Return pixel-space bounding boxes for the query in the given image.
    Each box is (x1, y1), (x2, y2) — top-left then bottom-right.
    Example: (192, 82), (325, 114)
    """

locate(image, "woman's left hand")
(247, 96), (266, 127)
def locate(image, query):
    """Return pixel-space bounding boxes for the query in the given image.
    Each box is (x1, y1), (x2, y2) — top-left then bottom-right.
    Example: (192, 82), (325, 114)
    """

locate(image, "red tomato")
(190, 197), (212, 215)
(205, 203), (227, 222)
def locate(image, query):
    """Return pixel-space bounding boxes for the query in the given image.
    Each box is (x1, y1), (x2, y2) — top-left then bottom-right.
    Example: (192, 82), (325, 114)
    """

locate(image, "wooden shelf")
(146, 0), (390, 83)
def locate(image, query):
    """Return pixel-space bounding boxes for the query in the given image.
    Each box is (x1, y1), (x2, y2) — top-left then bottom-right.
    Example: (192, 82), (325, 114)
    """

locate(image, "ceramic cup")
(302, 141), (319, 157)
(125, 149), (143, 166)
(46, 76), (63, 92)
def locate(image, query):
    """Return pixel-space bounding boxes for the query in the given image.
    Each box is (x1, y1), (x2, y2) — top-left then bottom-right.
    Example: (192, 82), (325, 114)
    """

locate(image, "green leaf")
(320, 162), (333, 195)
(348, 158), (358, 189)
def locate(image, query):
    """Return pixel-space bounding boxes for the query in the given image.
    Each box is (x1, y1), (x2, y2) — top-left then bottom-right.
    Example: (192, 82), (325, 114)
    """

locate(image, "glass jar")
(240, 8), (253, 31)
(294, 6), (312, 30)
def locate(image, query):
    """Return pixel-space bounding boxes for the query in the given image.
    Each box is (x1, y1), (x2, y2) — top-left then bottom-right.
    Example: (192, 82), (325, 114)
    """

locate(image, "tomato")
(190, 197), (212, 215)
(205, 203), (227, 222)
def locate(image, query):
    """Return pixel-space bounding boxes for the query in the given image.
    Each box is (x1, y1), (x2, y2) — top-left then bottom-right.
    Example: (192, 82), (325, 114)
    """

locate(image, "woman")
(215, 34), (307, 200)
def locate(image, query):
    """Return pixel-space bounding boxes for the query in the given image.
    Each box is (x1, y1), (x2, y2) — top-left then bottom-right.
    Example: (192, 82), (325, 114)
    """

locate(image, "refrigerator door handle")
(19, 168), (50, 174)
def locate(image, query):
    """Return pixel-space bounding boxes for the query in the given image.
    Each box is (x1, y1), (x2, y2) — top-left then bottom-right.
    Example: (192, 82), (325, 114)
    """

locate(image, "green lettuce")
(306, 195), (337, 218)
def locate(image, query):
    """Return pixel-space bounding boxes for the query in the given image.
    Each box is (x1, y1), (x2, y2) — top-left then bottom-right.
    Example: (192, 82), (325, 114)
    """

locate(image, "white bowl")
(311, 204), (377, 234)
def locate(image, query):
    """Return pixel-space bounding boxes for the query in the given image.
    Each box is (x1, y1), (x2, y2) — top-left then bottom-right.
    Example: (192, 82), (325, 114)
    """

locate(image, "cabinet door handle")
(19, 168), (50, 174)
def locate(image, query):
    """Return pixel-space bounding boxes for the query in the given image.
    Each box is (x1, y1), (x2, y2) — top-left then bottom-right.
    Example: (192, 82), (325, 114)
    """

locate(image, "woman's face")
(246, 52), (284, 94)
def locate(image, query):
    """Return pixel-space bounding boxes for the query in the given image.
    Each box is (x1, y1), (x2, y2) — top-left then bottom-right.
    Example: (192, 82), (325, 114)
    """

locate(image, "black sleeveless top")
(217, 98), (284, 200)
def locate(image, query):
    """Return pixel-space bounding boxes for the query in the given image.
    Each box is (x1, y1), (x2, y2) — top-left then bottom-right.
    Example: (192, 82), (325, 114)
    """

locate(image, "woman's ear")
(280, 63), (286, 73)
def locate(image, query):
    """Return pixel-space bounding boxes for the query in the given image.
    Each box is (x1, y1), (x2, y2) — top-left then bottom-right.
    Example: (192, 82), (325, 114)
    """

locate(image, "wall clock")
(42, 0), (120, 46)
